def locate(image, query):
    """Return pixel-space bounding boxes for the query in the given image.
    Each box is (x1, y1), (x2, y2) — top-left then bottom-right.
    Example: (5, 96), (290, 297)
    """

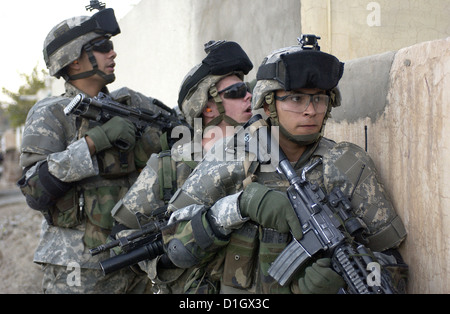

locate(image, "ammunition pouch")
(83, 184), (130, 248)
(322, 142), (407, 251)
(257, 228), (291, 293)
(222, 222), (259, 289)
(97, 147), (136, 179)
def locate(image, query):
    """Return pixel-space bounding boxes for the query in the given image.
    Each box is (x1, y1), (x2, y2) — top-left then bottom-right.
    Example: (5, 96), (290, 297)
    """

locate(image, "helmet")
(178, 40), (253, 127)
(251, 35), (344, 146)
(252, 43), (344, 110)
(43, 8), (120, 80)
(178, 70), (240, 127)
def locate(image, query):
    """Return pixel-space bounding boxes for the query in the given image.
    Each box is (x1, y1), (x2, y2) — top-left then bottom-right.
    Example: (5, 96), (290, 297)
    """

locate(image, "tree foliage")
(2, 66), (48, 127)
(0, 106), (8, 134)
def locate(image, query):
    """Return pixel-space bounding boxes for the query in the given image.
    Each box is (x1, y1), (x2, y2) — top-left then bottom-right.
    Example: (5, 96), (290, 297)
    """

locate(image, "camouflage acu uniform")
(163, 118), (407, 293)
(18, 82), (164, 293)
(109, 40), (253, 293)
(112, 139), (220, 294)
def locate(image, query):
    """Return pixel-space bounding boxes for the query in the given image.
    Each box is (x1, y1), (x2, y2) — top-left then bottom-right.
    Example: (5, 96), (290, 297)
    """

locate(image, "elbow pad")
(164, 210), (211, 269)
(38, 162), (73, 198)
(166, 238), (199, 269)
(163, 209), (230, 269)
(18, 161), (73, 211)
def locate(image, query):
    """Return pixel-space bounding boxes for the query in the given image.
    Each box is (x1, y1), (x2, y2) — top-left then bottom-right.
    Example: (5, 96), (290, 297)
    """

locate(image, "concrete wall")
(301, 0), (450, 61)
(325, 37), (450, 293)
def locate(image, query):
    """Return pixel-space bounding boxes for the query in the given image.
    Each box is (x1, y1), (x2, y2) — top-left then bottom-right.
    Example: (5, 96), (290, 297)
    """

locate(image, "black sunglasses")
(217, 82), (250, 99)
(86, 38), (114, 53)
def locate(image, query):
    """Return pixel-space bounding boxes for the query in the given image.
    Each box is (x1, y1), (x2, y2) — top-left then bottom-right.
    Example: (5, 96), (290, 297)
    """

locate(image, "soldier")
(17, 8), (167, 293)
(162, 37), (408, 294)
(110, 40), (253, 293)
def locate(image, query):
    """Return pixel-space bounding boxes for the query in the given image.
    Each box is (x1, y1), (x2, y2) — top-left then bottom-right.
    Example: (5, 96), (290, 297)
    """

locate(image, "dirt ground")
(0, 182), (44, 294)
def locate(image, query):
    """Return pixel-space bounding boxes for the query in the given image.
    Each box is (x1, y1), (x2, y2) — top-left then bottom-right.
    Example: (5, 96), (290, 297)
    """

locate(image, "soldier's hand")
(239, 182), (303, 240)
(86, 116), (136, 153)
(297, 258), (345, 294)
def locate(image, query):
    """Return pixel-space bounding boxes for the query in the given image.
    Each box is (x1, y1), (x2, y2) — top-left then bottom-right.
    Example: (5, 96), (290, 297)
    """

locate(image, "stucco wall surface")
(301, 0), (450, 61)
(326, 37), (450, 293)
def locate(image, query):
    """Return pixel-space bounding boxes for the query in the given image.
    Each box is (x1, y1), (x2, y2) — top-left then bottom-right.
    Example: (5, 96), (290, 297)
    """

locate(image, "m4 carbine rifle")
(247, 114), (398, 294)
(89, 210), (168, 275)
(64, 92), (190, 150)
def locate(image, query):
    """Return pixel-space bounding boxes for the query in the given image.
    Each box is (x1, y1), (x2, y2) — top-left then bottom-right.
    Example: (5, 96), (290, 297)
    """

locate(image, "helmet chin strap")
(203, 85), (242, 129)
(278, 123), (322, 146)
(66, 48), (115, 84)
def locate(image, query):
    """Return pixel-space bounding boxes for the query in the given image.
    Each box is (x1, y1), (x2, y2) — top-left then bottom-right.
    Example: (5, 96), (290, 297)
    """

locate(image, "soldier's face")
(210, 75), (253, 124)
(92, 38), (117, 76)
(274, 88), (327, 137)
(78, 37), (117, 78)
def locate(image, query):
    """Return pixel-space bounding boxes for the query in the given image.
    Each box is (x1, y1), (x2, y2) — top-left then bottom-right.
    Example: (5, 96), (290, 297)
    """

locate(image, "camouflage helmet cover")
(179, 68), (244, 126)
(43, 8), (120, 78)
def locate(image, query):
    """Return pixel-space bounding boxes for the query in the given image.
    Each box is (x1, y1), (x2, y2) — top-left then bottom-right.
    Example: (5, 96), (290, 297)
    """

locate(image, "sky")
(0, 0), (141, 101)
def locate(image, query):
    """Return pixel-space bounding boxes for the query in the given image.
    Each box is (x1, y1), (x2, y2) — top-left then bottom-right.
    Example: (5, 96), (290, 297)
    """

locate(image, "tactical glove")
(85, 116), (136, 153)
(298, 258), (345, 294)
(239, 182), (303, 240)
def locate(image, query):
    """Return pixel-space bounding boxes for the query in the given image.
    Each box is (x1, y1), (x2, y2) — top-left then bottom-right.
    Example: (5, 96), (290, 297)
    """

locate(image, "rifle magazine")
(268, 240), (310, 286)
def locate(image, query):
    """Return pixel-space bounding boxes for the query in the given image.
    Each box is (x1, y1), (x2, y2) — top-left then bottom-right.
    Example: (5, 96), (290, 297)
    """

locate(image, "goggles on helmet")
(45, 8), (120, 59)
(257, 50), (344, 91)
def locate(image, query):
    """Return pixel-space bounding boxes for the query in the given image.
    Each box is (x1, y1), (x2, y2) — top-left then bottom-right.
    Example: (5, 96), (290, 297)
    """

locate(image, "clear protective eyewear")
(275, 93), (329, 113)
